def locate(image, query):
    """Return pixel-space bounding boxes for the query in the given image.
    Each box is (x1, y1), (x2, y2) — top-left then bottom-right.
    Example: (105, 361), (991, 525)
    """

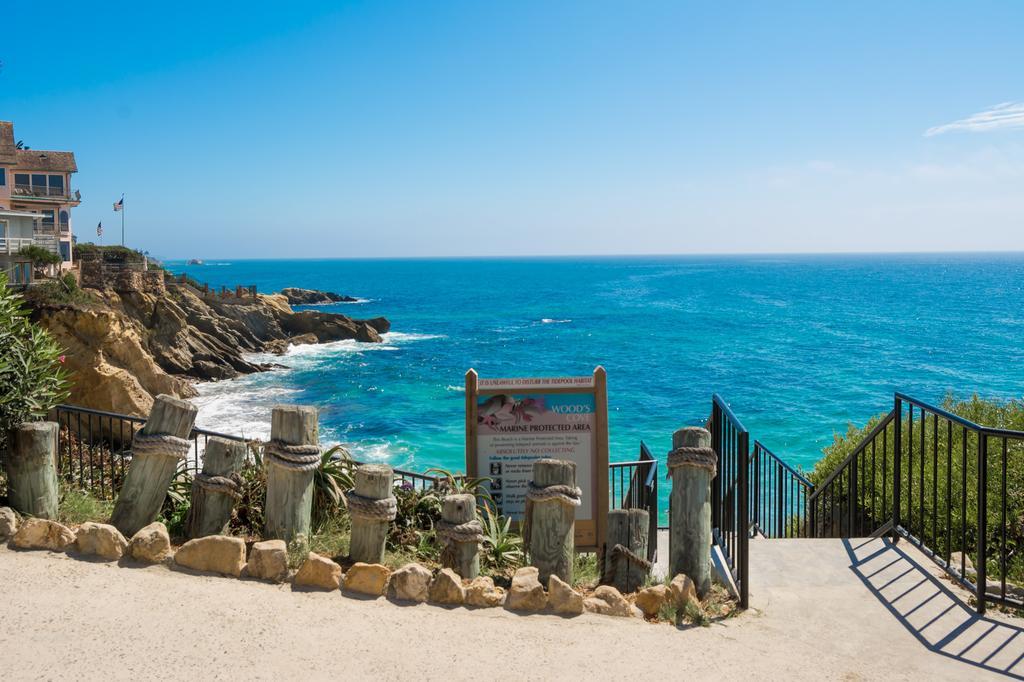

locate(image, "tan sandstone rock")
(584, 585), (634, 618)
(429, 568), (466, 605)
(11, 518), (76, 551)
(0, 507), (19, 538)
(389, 563), (432, 602)
(465, 576), (506, 608)
(174, 535), (246, 577)
(75, 522), (129, 560)
(506, 566), (547, 612)
(547, 574), (584, 615)
(294, 552), (342, 590)
(128, 522), (172, 563)
(635, 584), (670, 618)
(247, 539), (288, 582)
(669, 573), (697, 610)
(344, 562), (391, 596)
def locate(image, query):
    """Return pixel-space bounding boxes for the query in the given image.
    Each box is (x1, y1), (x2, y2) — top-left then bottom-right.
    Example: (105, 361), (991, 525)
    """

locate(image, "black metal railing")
(710, 394), (749, 609)
(752, 440), (814, 538)
(609, 441), (659, 563)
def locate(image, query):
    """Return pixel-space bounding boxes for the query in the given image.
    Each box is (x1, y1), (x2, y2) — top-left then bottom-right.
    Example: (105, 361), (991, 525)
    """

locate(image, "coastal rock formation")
(506, 566), (547, 612)
(547, 574), (584, 615)
(247, 540), (289, 582)
(174, 535), (246, 577)
(343, 562), (391, 596)
(75, 522), (129, 561)
(389, 562), (432, 602)
(294, 552), (342, 590)
(428, 568), (465, 605)
(279, 288), (358, 305)
(465, 576), (505, 607)
(28, 277), (391, 415)
(128, 522), (172, 564)
(0, 507), (19, 539)
(11, 518), (76, 551)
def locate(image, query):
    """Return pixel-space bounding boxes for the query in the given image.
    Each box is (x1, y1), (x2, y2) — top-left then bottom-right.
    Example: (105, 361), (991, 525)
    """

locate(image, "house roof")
(0, 122), (15, 165)
(15, 149), (78, 173)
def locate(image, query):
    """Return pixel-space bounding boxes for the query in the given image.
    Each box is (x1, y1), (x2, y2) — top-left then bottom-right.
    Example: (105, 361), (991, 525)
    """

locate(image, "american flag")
(113, 196), (123, 212)
(97, 222), (103, 236)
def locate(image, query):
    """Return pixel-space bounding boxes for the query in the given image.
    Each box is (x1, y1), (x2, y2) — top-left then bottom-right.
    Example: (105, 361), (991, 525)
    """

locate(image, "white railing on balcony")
(0, 237), (37, 254)
(13, 184), (69, 199)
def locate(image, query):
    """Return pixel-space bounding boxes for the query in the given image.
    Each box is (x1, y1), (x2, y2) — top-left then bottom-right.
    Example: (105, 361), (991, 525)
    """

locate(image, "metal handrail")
(896, 392), (1024, 439)
(754, 440), (813, 488)
(808, 410), (894, 498)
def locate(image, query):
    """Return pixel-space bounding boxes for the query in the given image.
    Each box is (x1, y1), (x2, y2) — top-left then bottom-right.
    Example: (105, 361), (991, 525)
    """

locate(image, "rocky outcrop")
(28, 280), (391, 415)
(279, 288), (358, 305)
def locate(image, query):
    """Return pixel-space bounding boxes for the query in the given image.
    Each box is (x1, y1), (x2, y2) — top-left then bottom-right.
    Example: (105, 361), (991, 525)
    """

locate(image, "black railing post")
(711, 404), (721, 532)
(892, 395), (903, 540)
(738, 430), (750, 610)
(977, 433), (988, 615)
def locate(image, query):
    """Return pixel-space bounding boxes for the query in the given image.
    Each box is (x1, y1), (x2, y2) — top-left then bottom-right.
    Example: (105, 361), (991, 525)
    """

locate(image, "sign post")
(465, 367), (609, 552)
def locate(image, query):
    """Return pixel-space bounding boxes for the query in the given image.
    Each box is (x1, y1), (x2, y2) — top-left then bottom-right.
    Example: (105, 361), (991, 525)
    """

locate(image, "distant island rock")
(279, 288), (359, 305)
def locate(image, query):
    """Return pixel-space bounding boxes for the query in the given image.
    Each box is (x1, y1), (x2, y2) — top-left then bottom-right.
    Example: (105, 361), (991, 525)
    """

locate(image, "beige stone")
(547, 574), (583, 615)
(429, 568), (465, 605)
(294, 552), (342, 590)
(75, 522), (128, 561)
(128, 522), (172, 564)
(635, 584), (670, 618)
(389, 563), (432, 602)
(247, 540), (288, 582)
(11, 518), (75, 551)
(344, 562), (391, 596)
(506, 566), (547, 612)
(584, 585), (634, 617)
(669, 573), (697, 610)
(0, 507), (19, 538)
(174, 535), (246, 577)
(465, 576), (506, 608)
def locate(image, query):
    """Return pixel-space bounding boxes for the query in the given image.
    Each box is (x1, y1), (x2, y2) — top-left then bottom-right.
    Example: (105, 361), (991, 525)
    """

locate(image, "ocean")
(165, 254), (1024, 515)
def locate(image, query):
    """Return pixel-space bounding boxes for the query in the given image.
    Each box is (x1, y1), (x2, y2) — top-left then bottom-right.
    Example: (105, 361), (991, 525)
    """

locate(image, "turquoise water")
(165, 254), (1024, 515)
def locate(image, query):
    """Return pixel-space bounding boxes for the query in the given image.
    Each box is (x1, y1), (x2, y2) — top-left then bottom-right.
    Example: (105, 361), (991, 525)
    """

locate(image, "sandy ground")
(0, 538), (1019, 681)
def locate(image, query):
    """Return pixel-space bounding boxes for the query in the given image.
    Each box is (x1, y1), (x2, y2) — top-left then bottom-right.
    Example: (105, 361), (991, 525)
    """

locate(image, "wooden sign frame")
(465, 366), (609, 552)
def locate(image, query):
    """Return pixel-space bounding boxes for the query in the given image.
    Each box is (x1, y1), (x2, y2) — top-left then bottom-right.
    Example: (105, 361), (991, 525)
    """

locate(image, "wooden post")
(110, 395), (198, 537)
(525, 458), (578, 585)
(603, 507), (650, 593)
(668, 426), (716, 598)
(5, 422), (59, 519)
(439, 493), (481, 579)
(264, 405), (319, 543)
(348, 464), (395, 564)
(184, 437), (246, 539)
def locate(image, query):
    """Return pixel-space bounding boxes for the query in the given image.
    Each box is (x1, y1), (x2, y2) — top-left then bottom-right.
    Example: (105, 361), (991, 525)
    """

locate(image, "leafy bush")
(22, 273), (97, 308)
(0, 272), (69, 448)
(18, 244), (61, 268)
(74, 243), (146, 263)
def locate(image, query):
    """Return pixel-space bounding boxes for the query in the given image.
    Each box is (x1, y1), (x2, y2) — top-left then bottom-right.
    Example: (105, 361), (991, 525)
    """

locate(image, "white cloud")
(925, 102), (1024, 137)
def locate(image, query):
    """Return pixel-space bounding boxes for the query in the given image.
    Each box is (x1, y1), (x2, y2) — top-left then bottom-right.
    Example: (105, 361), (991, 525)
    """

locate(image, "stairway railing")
(710, 394), (750, 609)
(753, 441), (814, 538)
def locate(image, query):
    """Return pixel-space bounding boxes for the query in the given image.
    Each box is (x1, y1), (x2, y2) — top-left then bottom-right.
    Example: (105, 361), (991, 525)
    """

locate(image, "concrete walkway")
(0, 538), (1019, 680)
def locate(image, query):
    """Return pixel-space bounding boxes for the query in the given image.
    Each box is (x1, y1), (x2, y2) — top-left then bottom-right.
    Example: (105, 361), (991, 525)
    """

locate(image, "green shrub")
(0, 272), (70, 449)
(18, 244), (62, 268)
(58, 488), (115, 525)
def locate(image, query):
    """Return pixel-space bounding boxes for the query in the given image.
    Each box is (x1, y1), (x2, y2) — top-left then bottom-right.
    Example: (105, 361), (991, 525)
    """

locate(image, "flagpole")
(121, 194), (125, 246)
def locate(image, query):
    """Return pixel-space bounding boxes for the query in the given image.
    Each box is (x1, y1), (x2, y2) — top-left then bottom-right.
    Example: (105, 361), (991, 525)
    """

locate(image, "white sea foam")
(446, 385), (465, 392)
(539, 318), (572, 324)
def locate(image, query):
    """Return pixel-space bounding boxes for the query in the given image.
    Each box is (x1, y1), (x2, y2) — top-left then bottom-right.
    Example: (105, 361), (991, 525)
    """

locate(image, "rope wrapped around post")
(600, 542), (654, 585)
(436, 518), (485, 545)
(344, 490), (398, 521)
(525, 481), (583, 506)
(667, 445), (717, 477)
(523, 459), (580, 584)
(264, 440), (321, 472)
(131, 433), (192, 461)
(193, 472), (243, 500)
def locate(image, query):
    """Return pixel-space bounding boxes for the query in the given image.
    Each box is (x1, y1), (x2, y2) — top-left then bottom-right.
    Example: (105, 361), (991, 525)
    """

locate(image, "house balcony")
(12, 185), (82, 204)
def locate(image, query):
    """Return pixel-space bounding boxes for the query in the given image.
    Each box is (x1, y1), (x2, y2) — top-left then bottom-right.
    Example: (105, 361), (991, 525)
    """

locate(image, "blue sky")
(3, 1), (1023, 258)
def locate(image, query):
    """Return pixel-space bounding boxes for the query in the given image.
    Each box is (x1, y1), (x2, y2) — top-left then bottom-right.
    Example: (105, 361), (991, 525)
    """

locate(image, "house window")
(0, 168), (6, 186)
(42, 210), (54, 226)
(49, 175), (64, 193)
(14, 173), (29, 188)
(59, 210), (69, 228)
(31, 174), (46, 189)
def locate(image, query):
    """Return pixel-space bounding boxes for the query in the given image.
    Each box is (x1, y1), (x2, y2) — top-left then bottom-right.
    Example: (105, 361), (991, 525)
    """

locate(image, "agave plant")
(313, 445), (355, 528)
(480, 504), (523, 570)
(425, 467), (495, 509)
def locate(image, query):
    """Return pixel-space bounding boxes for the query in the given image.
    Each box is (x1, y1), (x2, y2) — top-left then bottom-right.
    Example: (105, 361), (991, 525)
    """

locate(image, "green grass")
(58, 488), (114, 525)
(572, 552), (601, 588)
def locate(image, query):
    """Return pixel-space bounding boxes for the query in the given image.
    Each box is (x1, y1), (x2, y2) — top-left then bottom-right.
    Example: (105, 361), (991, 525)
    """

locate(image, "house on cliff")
(0, 120), (80, 282)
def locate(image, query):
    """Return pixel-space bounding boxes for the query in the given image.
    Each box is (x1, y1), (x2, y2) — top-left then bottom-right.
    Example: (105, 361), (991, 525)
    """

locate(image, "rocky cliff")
(28, 283), (390, 416)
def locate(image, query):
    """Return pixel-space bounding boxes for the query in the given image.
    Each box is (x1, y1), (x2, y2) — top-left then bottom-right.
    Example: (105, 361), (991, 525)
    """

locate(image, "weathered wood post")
(524, 458), (581, 584)
(602, 507), (651, 593)
(668, 426), (717, 598)
(263, 405), (320, 543)
(5, 422), (60, 519)
(438, 493), (482, 579)
(184, 437), (247, 539)
(347, 464), (396, 563)
(111, 395), (197, 537)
